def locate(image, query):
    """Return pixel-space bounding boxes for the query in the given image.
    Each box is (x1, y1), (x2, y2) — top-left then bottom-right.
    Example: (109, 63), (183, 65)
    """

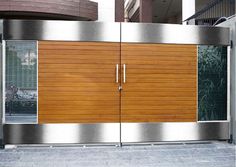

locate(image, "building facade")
(0, 0), (98, 21)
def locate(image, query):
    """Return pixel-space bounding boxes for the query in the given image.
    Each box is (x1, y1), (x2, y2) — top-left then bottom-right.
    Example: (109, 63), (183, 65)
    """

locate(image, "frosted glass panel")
(198, 45), (227, 121)
(5, 41), (37, 123)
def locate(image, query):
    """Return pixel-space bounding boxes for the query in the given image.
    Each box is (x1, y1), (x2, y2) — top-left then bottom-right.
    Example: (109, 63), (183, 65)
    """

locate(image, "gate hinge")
(0, 34), (2, 44)
(0, 139), (4, 149)
(230, 40), (233, 49)
(228, 134), (233, 144)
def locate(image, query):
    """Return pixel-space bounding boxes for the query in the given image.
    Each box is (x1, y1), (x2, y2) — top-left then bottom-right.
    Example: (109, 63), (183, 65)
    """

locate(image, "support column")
(115, 0), (124, 22)
(139, 0), (152, 23)
(182, 0), (195, 25)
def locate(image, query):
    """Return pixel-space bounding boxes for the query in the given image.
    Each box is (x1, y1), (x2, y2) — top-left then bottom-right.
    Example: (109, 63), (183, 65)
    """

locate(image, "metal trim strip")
(121, 122), (230, 143)
(3, 20), (120, 42)
(3, 123), (120, 144)
(121, 23), (230, 45)
(3, 122), (229, 144)
(0, 20), (3, 141)
(3, 20), (230, 45)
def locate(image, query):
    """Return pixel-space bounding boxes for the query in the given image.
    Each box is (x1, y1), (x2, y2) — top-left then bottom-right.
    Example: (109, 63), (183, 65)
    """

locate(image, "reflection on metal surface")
(116, 64), (119, 83)
(123, 64), (126, 83)
(3, 20), (230, 45)
(3, 20), (120, 42)
(4, 123), (120, 144)
(121, 122), (229, 143)
(5, 123), (228, 144)
(121, 23), (230, 45)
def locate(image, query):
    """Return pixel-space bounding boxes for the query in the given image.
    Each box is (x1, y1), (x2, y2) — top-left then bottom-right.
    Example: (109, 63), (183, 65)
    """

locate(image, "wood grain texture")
(38, 41), (120, 123)
(121, 43), (197, 122)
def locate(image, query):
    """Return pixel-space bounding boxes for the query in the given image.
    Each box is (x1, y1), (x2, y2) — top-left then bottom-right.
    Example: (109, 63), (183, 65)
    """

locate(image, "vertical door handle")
(123, 64), (126, 83)
(116, 64), (119, 83)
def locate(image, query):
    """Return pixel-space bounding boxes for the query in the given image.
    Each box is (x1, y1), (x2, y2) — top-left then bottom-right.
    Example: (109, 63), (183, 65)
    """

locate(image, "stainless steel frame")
(121, 122), (229, 143)
(3, 20), (120, 42)
(1, 40), (5, 125)
(6, 20), (230, 45)
(121, 23), (230, 45)
(2, 20), (231, 145)
(120, 22), (230, 143)
(3, 20), (121, 145)
(218, 18), (236, 144)
(0, 20), (3, 142)
(4, 123), (120, 144)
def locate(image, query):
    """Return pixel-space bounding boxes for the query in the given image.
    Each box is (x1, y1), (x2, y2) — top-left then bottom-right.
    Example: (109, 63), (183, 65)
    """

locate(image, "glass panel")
(5, 41), (37, 123)
(198, 45), (227, 121)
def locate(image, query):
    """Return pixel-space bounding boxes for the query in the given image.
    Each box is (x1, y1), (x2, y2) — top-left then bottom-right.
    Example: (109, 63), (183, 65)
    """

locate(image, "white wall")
(182, 0), (195, 24)
(90, 0), (115, 22)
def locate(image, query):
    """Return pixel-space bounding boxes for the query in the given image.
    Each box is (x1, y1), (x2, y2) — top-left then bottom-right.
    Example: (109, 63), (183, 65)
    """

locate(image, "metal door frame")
(2, 20), (121, 145)
(1, 20), (231, 145)
(0, 20), (3, 146)
(120, 23), (230, 143)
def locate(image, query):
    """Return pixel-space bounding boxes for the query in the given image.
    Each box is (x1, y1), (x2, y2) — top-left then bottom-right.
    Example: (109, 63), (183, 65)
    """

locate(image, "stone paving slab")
(0, 141), (235, 167)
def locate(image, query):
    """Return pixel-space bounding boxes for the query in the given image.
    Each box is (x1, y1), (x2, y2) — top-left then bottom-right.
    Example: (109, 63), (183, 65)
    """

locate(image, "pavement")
(0, 141), (235, 167)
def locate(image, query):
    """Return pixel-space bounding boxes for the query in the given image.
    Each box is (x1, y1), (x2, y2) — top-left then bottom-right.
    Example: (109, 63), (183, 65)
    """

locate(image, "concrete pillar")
(182, 0), (195, 25)
(115, 0), (124, 22)
(139, 0), (152, 23)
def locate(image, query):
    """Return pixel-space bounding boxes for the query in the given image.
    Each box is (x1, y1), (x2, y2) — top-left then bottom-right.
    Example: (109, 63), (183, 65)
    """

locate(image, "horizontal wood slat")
(39, 59), (116, 64)
(39, 115), (120, 123)
(121, 60), (196, 65)
(39, 54), (118, 60)
(39, 109), (119, 115)
(121, 115), (196, 122)
(121, 43), (197, 123)
(122, 109), (196, 115)
(38, 41), (120, 123)
(39, 64), (114, 69)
